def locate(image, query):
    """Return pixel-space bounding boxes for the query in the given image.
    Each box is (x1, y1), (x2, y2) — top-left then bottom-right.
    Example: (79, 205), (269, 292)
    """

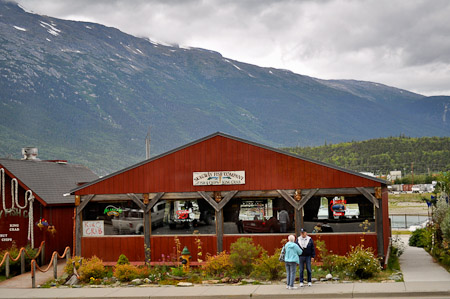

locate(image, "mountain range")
(1, 1), (449, 175)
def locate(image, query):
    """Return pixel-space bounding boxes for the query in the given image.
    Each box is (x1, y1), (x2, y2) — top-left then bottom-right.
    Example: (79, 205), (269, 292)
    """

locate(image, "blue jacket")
(297, 236), (316, 258)
(283, 241), (303, 264)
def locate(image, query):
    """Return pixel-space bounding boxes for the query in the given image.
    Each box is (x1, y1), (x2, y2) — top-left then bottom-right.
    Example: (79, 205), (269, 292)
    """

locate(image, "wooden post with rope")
(31, 260), (36, 289)
(21, 250), (25, 274)
(30, 246), (71, 288)
(5, 254), (9, 278)
(53, 253), (58, 280)
(40, 242), (45, 266)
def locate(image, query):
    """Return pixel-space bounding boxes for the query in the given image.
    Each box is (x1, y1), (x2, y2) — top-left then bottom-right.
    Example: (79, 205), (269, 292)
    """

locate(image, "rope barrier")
(31, 246), (71, 288)
(32, 246), (71, 273)
(0, 241), (45, 268)
(23, 241), (45, 259)
(0, 252), (9, 268)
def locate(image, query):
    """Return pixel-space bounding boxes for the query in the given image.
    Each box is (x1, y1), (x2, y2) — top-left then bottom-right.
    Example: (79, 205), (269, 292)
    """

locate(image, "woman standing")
(283, 234), (303, 289)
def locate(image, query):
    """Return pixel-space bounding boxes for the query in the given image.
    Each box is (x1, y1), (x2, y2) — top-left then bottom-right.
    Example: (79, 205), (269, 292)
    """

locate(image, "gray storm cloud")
(17, 0), (450, 96)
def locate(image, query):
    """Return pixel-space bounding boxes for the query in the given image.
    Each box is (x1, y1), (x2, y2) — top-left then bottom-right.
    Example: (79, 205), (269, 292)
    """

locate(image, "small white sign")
(193, 171), (245, 186)
(83, 220), (104, 236)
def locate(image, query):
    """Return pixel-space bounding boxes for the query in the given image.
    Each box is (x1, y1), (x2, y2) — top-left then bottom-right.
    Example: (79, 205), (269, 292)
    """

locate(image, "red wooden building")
(71, 133), (390, 264)
(0, 149), (98, 261)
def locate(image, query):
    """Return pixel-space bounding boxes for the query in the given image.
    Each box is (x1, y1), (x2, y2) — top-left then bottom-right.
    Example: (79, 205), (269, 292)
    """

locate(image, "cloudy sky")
(17, 0), (450, 96)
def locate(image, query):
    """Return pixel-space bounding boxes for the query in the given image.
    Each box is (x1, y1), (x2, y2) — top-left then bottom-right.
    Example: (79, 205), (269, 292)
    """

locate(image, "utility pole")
(411, 162), (414, 185)
(145, 127), (151, 159)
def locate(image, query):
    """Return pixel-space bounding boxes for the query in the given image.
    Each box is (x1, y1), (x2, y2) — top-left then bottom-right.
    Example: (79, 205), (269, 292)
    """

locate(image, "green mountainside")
(1, 1), (450, 175)
(283, 136), (450, 176)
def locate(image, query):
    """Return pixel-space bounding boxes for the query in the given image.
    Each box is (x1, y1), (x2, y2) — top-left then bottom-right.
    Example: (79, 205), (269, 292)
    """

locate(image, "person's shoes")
(290, 286), (298, 290)
(286, 285), (289, 289)
(308, 282), (312, 287)
(300, 282), (304, 287)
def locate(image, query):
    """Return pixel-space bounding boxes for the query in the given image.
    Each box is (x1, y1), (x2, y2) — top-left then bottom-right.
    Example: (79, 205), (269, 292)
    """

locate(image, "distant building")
(390, 171), (402, 181)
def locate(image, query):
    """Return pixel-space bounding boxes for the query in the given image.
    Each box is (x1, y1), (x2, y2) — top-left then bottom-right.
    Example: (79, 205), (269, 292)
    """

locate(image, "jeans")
(299, 256), (312, 283)
(285, 262), (297, 287)
(280, 222), (287, 233)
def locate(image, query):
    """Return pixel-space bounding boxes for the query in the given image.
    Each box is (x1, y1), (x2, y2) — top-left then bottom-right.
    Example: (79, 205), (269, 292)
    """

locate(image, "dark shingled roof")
(0, 158), (98, 205)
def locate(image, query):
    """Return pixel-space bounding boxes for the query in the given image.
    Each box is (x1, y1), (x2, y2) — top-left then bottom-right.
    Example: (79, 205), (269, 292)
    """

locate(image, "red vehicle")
(242, 217), (280, 233)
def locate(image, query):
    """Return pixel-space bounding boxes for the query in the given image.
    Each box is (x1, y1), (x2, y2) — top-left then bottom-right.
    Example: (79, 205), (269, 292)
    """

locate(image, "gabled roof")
(71, 132), (388, 194)
(0, 158), (98, 205)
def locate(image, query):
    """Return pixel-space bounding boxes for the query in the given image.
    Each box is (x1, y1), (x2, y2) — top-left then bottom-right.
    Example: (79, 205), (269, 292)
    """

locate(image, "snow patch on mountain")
(13, 25), (26, 31)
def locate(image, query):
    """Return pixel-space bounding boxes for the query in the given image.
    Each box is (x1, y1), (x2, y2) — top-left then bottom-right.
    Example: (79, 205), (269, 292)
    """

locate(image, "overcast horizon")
(15, 0), (450, 97)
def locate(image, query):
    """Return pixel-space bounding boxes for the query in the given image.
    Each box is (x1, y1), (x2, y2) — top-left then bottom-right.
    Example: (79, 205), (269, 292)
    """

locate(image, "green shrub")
(346, 245), (381, 279)
(314, 238), (328, 261)
(170, 266), (186, 277)
(0, 243), (37, 274)
(203, 251), (233, 277)
(322, 254), (348, 273)
(117, 254), (130, 265)
(250, 248), (284, 280)
(229, 237), (263, 275)
(114, 264), (139, 282)
(64, 256), (83, 276)
(79, 256), (107, 282)
(441, 211), (450, 243)
(409, 228), (427, 247)
(147, 266), (168, 282)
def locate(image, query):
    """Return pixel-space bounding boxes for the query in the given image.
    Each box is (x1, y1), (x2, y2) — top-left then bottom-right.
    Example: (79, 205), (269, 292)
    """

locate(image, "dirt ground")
(388, 192), (431, 215)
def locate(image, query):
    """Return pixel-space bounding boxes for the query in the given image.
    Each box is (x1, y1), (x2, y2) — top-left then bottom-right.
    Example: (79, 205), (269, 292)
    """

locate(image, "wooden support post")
(53, 254), (58, 280)
(295, 209), (302, 237)
(143, 192), (164, 264)
(31, 261), (36, 288)
(75, 211), (82, 256)
(216, 209), (224, 253)
(40, 242), (45, 266)
(144, 210), (151, 264)
(21, 250), (25, 274)
(66, 248), (71, 263)
(376, 198), (385, 263)
(75, 194), (95, 257)
(127, 193), (146, 210)
(5, 254), (9, 278)
(356, 187), (379, 208)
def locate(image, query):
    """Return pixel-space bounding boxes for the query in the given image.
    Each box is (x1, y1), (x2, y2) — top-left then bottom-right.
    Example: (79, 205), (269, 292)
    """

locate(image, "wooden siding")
(81, 233), (377, 262)
(75, 135), (381, 195)
(82, 236), (145, 262)
(224, 233), (377, 257)
(150, 235), (217, 262)
(0, 172), (74, 263)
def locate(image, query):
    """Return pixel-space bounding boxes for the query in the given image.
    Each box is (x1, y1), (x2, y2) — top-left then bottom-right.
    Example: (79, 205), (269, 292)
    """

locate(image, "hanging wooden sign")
(193, 171), (245, 186)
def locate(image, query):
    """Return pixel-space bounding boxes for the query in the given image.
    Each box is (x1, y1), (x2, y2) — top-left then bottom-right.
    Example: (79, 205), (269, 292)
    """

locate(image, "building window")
(223, 198), (295, 234)
(82, 201), (144, 235)
(152, 199), (216, 235)
(303, 196), (375, 233)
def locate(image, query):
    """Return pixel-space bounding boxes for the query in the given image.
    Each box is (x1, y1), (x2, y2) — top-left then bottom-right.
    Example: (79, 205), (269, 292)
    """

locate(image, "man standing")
(278, 209), (289, 233)
(297, 228), (316, 287)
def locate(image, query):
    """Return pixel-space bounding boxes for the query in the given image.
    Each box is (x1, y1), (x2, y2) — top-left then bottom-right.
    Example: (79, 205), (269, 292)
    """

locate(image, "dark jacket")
(297, 237), (316, 258)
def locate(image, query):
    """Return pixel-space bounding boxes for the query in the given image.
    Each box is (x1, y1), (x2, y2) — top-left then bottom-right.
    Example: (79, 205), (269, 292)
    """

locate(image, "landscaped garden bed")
(39, 235), (404, 288)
